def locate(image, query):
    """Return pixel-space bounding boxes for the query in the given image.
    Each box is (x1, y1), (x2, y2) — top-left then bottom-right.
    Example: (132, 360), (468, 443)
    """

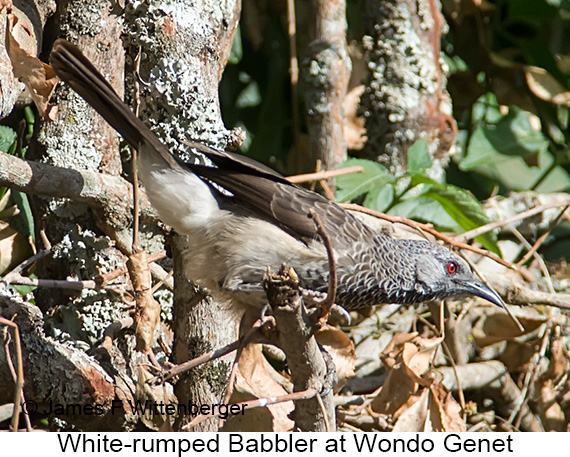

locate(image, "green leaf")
(485, 107), (549, 157)
(12, 191), (35, 242)
(409, 173), (440, 187)
(363, 183), (394, 213)
(407, 139), (432, 174)
(389, 196), (459, 230)
(460, 127), (500, 170)
(461, 107), (549, 171)
(335, 159), (395, 202)
(471, 93), (502, 125)
(389, 182), (500, 255)
(421, 185), (499, 254)
(0, 125), (17, 153)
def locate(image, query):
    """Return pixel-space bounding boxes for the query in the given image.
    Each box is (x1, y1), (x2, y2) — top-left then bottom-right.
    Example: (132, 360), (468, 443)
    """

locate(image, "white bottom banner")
(0, 431), (556, 456)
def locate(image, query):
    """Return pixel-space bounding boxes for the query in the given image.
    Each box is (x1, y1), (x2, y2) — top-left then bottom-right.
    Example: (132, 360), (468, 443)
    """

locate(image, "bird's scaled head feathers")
(412, 241), (504, 307)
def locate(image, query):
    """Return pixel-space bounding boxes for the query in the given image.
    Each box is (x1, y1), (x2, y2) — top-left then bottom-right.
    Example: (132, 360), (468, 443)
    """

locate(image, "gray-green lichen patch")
(39, 93), (103, 172)
(59, 0), (108, 40)
(123, 0), (231, 157)
(47, 227), (126, 345)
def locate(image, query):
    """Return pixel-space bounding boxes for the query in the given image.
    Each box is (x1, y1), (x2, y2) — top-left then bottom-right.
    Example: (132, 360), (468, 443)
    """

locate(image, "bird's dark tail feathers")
(50, 39), (171, 160)
(50, 40), (289, 179)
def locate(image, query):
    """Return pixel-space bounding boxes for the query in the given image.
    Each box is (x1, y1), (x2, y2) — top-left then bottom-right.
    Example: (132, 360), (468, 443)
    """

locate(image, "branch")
(263, 265), (336, 431)
(301, 0), (351, 172)
(0, 151), (155, 230)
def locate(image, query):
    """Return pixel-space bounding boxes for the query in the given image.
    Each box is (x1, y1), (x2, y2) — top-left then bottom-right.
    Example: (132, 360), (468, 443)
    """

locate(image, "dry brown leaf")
(499, 340), (539, 373)
(0, 218), (33, 276)
(134, 366), (178, 431)
(371, 333), (437, 415)
(392, 383), (465, 432)
(429, 383), (466, 432)
(392, 389), (429, 431)
(315, 324), (356, 391)
(6, 13), (58, 120)
(370, 362), (418, 416)
(127, 250), (161, 352)
(543, 338), (570, 384)
(534, 338), (569, 431)
(223, 344), (294, 432)
(536, 378), (565, 431)
(380, 332), (418, 369)
(402, 336), (442, 386)
(472, 309), (546, 347)
(371, 333), (444, 418)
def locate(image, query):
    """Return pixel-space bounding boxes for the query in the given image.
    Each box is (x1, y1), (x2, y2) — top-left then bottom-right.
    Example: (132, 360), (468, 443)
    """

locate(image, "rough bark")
(360, 0), (456, 178)
(0, 293), (122, 431)
(121, 0), (242, 432)
(1, 0), (240, 431)
(301, 0), (351, 175)
(263, 266), (336, 431)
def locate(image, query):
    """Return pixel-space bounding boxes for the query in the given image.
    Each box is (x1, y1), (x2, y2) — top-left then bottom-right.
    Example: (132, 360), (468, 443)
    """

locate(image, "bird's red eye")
(446, 262), (457, 274)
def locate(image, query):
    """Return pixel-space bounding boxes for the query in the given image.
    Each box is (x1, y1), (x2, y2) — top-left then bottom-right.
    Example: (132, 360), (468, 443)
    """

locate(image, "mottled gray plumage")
(50, 40), (504, 311)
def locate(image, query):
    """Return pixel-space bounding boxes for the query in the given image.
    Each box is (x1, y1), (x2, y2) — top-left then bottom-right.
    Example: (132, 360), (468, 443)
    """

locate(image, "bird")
(49, 39), (504, 312)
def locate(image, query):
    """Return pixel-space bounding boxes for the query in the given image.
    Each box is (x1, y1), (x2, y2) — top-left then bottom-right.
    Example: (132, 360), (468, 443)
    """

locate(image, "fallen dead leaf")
(223, 344), (294, 432)
(472, 309), (546, 347)
(370, 333), (442, 416)
(392, 382), (465, 432)
(6, 12), (58, 120)
(315, 324), (356, 392)
(127, 250), (161, 353)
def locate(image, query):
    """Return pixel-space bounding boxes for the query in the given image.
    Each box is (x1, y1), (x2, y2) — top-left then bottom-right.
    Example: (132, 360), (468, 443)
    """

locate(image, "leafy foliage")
(336, 140), (499, 254)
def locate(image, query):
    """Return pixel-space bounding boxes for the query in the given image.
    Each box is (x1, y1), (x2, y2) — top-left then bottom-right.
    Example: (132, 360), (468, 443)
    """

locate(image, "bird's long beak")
(459, 280), (505, 308)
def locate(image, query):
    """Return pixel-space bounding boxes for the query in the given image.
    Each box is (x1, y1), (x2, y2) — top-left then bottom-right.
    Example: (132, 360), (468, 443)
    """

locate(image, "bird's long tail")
(49, 39), (173, 164)
(50, 39), (223, 233)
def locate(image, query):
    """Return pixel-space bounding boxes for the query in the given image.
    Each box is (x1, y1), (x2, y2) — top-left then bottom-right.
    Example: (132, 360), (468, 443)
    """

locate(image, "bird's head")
(410, 241), (504, 308)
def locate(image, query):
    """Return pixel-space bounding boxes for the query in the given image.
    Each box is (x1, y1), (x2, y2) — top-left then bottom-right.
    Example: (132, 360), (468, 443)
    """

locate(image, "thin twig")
(218, 313), (276, 428)
(287, 165), (364, 184)
(316, 394), (331, 432)
(516, 205), (569, 268)
(319, 178), (336, 201)
(154, 316), (273, 384)
(509, 227), (555, 294)
(341, 203), (517, 271)
(510, 321), (552, 429)
(131, 46), (143, 251)
(456, 199), (570, 242)
(157, 341), (241, 383)
(307, 210), (337, 321)
(182, 388), (319, 430)
(0, 317), (25, 432)
(0, 249), (49, 288)
(98, 250), (167, 285)
(3, 275), (109, 291)
(151, 268), (173, 294)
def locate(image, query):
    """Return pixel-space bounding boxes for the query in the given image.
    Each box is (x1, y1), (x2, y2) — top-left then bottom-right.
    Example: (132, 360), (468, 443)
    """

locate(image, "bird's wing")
(191, 164), (372, 247)
(50, 40), (372, 248)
